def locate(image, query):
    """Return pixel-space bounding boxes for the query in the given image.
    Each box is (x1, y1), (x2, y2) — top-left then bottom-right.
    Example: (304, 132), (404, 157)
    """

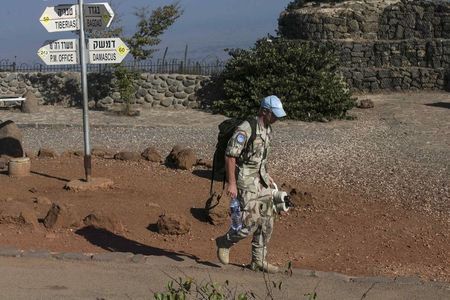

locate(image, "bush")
(212, 38), (355, 121)
(287, 0), (348, 11)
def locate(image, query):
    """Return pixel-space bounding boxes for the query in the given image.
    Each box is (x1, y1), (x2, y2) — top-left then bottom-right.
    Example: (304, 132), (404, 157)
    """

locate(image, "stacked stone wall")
(0, 72), (209, 110)
(278, 0), (450, 91)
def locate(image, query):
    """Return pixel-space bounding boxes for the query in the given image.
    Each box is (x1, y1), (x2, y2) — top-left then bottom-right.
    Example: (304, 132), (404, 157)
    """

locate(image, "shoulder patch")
(236, 132), (247, 144)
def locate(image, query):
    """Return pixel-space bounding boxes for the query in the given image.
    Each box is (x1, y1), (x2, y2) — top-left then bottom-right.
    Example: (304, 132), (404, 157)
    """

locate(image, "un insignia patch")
(236, 133), (246, 144)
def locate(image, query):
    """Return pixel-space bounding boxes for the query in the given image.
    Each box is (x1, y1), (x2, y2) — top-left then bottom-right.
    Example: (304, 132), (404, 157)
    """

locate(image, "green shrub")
(212, 38), (355, 121)
(114, 64), (139, 115)
(287, 0), (348, 11)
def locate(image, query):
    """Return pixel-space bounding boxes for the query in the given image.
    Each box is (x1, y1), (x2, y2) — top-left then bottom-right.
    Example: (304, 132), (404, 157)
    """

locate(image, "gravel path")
(2, 92), (449, 216)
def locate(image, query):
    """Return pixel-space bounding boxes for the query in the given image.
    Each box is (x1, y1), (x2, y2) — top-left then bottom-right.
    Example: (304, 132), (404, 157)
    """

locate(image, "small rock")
(141, 147), (162, 163)
(157, 213), (191, 235)
(83, 212), (124, 234)
(356, 99), (374, 109)
(38, 148), (58, 158)
(114, 151), (141, 161)
(43, 203), (80, 229)
(32, 196), (52, 205)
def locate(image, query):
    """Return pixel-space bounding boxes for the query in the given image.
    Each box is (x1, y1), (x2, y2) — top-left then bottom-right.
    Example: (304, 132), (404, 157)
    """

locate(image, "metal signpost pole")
(78, 0), (92, 182)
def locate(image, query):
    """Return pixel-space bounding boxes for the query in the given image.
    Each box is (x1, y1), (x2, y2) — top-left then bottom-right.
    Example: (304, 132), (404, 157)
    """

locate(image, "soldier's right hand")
(227, 182), (238, 199)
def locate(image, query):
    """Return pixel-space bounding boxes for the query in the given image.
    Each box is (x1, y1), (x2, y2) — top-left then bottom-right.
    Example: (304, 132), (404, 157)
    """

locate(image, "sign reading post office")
(37, 39), (79, 65)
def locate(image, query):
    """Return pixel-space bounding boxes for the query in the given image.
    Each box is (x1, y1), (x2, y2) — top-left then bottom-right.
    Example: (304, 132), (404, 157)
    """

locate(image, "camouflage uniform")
(223, 116), (276, 265)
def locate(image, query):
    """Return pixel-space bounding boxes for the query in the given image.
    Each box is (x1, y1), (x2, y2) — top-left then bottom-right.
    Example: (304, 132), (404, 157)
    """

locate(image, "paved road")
(0, 254), (449, 300)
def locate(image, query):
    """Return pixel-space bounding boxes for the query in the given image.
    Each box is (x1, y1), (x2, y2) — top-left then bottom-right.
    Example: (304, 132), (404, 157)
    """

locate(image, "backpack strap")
(245, 117), (258, 153)
(209, 150), (217, 196)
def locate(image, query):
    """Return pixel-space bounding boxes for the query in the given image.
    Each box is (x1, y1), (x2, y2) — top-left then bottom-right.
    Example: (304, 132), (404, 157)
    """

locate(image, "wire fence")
(0, 58), (226, 76)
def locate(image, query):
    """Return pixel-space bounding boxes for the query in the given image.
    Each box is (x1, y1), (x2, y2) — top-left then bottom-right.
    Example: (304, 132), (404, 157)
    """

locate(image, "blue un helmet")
(260, 95), (286, 118)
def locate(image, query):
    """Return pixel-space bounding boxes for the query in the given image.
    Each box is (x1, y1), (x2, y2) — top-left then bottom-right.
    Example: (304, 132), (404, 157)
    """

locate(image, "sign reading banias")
(88, 38), (130, 64)
(83, 3), (114, 30)
(39, 5), (80, 32)
(37, 39), (79, 65)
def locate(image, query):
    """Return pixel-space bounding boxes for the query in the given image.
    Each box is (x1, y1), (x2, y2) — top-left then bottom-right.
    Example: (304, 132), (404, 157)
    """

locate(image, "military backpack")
(210, 117), (257, 195)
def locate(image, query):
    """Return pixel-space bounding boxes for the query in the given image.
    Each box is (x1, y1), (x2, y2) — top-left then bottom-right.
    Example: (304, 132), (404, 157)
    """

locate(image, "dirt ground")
(0, 156), (448, 283)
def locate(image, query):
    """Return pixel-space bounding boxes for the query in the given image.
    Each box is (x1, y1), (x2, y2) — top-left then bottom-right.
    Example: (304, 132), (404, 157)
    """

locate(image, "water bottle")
(230, 197), (242, 232)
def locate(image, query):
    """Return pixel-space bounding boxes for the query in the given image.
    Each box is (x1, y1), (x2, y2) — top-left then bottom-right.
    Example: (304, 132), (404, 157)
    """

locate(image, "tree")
(212, 38), (355, 121)
(107, 2), (182, 115)
(126, 2), (183, 61)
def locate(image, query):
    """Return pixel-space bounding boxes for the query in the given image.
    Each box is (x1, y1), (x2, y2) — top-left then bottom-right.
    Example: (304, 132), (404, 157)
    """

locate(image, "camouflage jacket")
(225, 116), (272, 193)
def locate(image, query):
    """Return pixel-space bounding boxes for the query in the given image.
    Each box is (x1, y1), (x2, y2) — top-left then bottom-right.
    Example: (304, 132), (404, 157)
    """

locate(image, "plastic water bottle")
(230, 197), (242, 232)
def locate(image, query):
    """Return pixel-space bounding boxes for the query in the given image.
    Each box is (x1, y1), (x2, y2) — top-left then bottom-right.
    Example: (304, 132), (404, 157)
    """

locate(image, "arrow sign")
(39, 5), (79, 32)
(83, 3), (114, 31)
(37, 39), (79, 65)
(88, 38), (129, 64)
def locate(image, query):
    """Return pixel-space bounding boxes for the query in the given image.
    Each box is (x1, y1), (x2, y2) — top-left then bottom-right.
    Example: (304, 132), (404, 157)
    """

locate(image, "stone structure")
(278, 0), (450, 91)
(0, 72), (208, 110)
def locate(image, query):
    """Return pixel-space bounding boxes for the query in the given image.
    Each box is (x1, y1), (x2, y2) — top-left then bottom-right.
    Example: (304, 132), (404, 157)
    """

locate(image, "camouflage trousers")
(226, 185), (275, 262)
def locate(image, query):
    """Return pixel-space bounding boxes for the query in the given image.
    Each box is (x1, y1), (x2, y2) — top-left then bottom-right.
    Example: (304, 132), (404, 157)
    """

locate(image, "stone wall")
(278, 0), (450, 91)
(0, 72), (209, 109)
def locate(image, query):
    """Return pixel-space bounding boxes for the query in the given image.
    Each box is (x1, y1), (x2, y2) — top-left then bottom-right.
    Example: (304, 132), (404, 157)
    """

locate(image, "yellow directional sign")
(84, 3), (115, 31)
(39, 5), (79, 32)
(37, 39), (79, 65)
(39, 3), (114, 32)
(88, 38), (129, 64)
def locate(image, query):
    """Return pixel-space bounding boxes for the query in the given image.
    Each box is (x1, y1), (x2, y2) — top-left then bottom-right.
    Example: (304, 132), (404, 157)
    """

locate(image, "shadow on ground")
(190, 207), (209, 223)
(76, 226), (220, 268)
(192, 169), (226, 184)
(31, 171), (70, 182)
(425, 102), (450, 109)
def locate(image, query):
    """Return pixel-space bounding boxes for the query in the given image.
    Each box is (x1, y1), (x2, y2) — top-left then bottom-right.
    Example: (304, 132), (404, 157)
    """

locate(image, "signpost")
(78, 0), (92, 182)
(37, 39), (79, 65)
(88, 38), (129, 64)
(38, 2), (129, 182)
(39, 4), (79, 32)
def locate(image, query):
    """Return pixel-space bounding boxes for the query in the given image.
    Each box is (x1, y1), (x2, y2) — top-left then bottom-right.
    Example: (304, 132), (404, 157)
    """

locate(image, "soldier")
(215, 95), (287, 273)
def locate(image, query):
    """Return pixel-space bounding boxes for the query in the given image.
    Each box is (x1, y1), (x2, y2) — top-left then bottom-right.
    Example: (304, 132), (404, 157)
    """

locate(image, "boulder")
(114, 151), (141, 161)
(157, 213), (191, 235)
(0, 120), (23, 157)
(21, 90), (39, 113)
(92, 148), (115, 158)
(43, 203), (80, 229)
(176, 149), (197, 170)
(141, 147), (162, 163)
(356, 98), (374, 109)
(165, 145), (197, 170)
(0, 201), (39, 230)
(83, 212), (124, 234)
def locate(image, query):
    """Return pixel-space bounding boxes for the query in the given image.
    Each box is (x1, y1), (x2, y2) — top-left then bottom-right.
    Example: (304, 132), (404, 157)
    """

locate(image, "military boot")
(216, 234), (233, 265)
(251, 246), (279, 273)
(250, 260), (280, 274)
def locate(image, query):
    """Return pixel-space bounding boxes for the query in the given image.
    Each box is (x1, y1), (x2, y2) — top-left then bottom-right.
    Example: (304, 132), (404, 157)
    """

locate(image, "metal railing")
(0, 58), (226, 75)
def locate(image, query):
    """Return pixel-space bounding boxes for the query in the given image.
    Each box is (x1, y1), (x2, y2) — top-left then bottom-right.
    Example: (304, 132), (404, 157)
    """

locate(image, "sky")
(0, 0), (292, 65)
